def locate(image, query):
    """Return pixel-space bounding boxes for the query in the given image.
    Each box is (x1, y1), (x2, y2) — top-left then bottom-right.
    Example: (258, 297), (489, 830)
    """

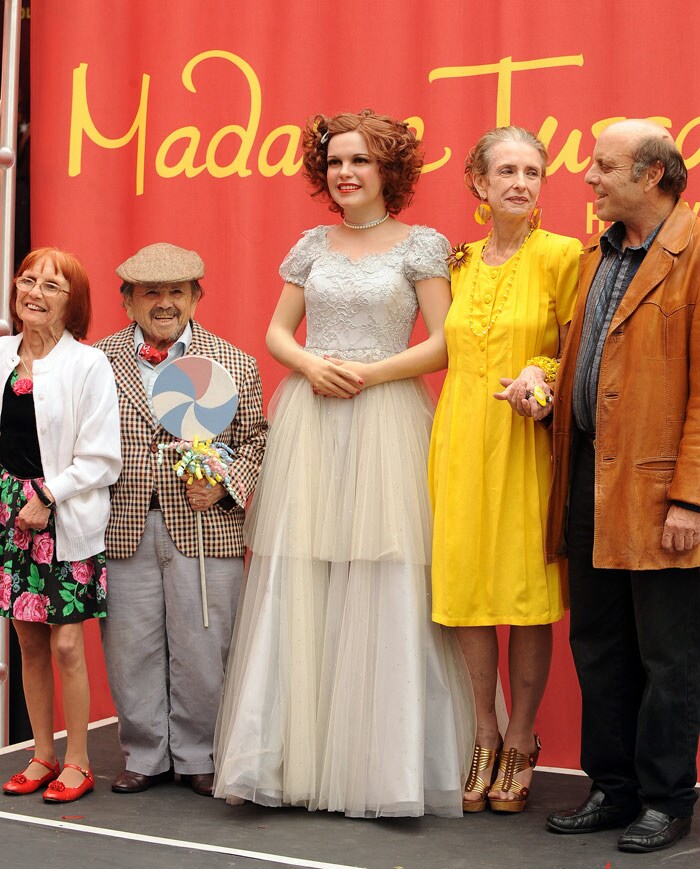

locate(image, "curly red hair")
(11, 248), (92, 340)
(302, 109), (424, 215)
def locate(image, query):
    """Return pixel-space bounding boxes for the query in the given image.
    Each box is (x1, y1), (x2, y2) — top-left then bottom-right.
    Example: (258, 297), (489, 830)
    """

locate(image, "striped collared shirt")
(572, 221), (661, 435)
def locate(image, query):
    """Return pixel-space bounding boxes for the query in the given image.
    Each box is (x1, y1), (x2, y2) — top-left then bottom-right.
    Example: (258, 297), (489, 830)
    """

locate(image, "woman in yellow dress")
(429, 126), (581, 813)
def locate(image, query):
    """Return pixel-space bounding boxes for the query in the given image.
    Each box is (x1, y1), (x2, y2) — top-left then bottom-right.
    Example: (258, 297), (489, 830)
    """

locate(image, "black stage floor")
(0, 722), (698, 869)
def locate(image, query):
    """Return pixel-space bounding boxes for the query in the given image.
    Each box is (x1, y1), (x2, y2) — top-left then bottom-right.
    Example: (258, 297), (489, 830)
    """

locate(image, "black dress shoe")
(546, 788), (639, 834)
(181, 772), (214, 797)
(618, 808), (692, 853)
(111, 768), (174, 793)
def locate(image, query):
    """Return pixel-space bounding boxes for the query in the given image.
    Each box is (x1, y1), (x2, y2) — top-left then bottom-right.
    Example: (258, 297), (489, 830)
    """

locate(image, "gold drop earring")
(474, 196), (492, 226)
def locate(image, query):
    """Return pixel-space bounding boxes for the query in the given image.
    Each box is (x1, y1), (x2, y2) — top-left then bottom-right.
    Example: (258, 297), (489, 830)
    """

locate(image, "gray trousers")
(102, 510), (243, 775)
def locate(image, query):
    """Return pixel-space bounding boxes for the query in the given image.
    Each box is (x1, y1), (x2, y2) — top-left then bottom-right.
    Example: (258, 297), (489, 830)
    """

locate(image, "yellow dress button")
(484, 294), (492, 304)
(478, 367), (485, 377)
(479, 342), (486, 352)
(490, 269), (498, 279)
(481, 317), (489, 327)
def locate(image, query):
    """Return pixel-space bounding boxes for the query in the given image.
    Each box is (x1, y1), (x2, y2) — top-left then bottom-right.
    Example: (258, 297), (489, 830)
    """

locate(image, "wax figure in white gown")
(213, 224), (475, 818)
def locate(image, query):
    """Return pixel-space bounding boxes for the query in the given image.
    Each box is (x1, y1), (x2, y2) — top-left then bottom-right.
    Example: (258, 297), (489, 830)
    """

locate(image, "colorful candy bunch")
(157, 437), (244, 506)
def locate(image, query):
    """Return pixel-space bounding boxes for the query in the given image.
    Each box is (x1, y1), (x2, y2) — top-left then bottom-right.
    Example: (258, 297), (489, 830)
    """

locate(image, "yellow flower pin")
(447, 242), (471, 271)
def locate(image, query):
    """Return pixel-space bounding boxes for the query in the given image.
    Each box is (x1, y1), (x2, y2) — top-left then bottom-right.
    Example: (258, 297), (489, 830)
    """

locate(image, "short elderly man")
(97, 243), (267, 796)
(545, 121), (700, 853)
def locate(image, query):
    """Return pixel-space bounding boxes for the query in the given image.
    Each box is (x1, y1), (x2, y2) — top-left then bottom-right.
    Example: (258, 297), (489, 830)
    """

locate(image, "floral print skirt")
(0, 465), (107, 624)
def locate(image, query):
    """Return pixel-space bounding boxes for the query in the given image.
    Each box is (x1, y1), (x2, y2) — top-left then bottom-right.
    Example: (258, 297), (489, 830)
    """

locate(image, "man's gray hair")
(631, 136), (687, 197)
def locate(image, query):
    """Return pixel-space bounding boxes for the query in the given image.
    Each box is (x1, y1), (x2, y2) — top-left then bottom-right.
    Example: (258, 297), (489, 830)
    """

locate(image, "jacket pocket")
(635, 457), (677, 472)
(633, 460), (675, 528)
(640, 302), (692, 360)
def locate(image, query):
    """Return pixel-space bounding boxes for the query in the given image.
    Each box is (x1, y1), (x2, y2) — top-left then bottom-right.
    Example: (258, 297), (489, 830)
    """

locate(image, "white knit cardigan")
(0, 331), (122, 561)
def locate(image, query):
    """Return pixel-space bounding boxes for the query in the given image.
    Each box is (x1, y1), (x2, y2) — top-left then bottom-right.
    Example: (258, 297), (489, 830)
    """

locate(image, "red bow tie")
(138, 343), (170, 365)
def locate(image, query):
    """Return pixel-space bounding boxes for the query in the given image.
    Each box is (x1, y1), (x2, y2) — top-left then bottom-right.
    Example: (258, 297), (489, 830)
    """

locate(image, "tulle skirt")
(213, 373), (475, 818)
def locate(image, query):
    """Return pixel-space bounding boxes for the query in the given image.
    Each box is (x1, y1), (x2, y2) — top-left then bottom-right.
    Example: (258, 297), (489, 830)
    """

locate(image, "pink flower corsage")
(12, 377), (33, 396)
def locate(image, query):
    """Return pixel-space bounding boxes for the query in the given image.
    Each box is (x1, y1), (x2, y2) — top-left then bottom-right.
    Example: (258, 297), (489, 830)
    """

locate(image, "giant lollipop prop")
(152, 356), (239, 627)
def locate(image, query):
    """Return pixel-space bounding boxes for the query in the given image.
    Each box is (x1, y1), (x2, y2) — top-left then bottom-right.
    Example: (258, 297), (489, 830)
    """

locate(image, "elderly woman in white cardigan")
(0, 248), (121, 803)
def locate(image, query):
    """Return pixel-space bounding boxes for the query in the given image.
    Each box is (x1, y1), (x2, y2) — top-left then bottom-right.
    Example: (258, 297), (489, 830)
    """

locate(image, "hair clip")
(320, 130), (329, 145)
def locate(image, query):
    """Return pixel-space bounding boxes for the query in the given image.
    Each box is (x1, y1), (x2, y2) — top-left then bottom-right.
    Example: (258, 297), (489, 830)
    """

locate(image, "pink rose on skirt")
(71, 560), (95, 586)
(21, 479), (34, 500)
(0, 570), (12, 611)
(13, 591), (50, 622)
(98, 567), (107, 594)
(13, 522), (30, 550)
(31, 532), (54, 565)
(0, 503), (10, 526)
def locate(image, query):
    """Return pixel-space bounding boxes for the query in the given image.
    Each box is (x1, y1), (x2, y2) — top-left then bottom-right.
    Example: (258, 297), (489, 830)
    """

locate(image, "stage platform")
(0, 721), (698, 869)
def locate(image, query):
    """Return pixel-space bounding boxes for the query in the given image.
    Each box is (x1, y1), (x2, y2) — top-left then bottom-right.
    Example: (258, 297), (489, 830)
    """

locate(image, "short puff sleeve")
(551, 235), (583, 327)
(279, 226), (328, 287)
(404, 226), (451, 284)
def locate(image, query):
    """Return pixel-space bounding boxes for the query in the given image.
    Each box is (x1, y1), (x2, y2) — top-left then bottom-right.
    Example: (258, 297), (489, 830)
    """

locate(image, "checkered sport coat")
(95, 321), (268, 559)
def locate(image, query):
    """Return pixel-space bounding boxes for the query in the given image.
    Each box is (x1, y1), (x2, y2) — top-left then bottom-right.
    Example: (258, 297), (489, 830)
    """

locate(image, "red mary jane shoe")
(43, 764), (94, 803)
(3, 758), (60, 795)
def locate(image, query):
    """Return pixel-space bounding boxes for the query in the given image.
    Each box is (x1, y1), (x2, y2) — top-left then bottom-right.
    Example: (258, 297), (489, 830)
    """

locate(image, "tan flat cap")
(116, 242), (205, 284)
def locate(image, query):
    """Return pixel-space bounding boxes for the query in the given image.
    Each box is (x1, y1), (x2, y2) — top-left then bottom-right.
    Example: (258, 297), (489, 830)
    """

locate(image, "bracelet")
(525, 355), (560, 383)
(30, 479), (54, 509)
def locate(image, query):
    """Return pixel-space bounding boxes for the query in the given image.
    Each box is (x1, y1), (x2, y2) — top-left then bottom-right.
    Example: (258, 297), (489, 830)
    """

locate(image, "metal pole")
(0, 0), (22, 747)
(0, 0), (20, 334)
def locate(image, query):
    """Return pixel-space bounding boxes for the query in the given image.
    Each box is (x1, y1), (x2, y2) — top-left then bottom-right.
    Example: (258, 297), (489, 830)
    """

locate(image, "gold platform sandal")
(462, 739), (502, 813)
(488, 734), (541, 814)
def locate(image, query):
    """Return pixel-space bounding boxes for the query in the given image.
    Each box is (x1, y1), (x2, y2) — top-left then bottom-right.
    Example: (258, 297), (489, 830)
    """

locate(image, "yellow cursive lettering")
(182, 50), (261, 179)
(69, 63), (149, 196)
(429, 54), (584, 127)
(155, 127), (206, 178)
(538, 117), (589, 174)
(258, 125), (302, 177)
(67, 51), (700, 193)
(676, 118), (700, 170)
(405, 116), (451, 173)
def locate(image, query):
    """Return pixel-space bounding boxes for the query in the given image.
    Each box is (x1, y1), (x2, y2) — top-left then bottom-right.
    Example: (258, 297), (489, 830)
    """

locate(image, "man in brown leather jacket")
(545, 121), (700, 854)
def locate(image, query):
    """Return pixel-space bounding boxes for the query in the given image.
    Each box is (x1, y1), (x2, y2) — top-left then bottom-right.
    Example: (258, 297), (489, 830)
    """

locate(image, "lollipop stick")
(196, 512), (209, 628)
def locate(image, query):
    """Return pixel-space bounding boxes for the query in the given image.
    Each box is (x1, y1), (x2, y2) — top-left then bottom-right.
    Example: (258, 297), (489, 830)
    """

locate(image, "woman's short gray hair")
(464, 126), (548, 199)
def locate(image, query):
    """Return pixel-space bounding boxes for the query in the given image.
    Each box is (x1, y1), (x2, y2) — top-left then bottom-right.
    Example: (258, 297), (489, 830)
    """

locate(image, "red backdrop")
(29, 0), (700, 771)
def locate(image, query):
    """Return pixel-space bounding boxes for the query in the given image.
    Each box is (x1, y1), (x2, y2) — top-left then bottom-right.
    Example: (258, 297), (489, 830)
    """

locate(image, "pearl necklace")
(342, 212), (390, 230)
(468, 228), (533, 338)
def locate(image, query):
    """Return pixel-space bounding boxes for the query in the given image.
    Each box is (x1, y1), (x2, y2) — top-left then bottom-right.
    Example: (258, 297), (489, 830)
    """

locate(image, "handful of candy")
(157, 436), (243, 628)
(157, 436), (245, 507)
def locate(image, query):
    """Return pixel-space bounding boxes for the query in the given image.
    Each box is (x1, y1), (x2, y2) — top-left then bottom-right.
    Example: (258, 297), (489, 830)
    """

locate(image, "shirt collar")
(133, 321), (192, 356)
(600, 220), (663, 255)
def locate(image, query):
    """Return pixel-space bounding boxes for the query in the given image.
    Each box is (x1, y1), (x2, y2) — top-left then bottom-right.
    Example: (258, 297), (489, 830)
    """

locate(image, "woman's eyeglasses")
(15, 276), (69, 296)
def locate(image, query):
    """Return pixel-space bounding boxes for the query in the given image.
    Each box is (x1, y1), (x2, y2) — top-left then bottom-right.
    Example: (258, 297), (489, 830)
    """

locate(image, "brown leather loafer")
(182, 772), (214, 797)
(111, 768), (174, 794)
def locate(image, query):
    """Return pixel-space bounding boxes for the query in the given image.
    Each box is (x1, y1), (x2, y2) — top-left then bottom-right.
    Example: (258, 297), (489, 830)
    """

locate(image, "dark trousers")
(567, 437), (700, 817)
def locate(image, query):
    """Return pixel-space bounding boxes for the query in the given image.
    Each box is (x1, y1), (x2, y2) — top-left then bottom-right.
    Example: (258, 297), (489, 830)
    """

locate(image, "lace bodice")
(280, 225), (450, 361)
